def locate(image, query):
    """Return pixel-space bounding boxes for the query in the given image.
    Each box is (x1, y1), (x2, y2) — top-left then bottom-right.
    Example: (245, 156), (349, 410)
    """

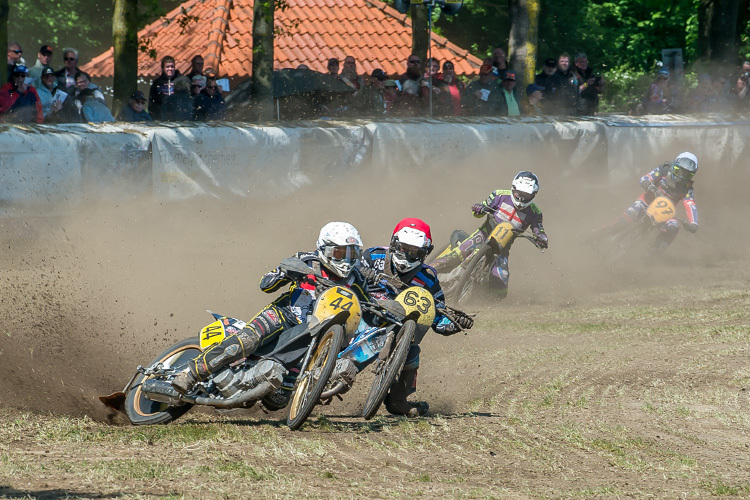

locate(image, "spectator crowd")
(2, 40), (749, 125)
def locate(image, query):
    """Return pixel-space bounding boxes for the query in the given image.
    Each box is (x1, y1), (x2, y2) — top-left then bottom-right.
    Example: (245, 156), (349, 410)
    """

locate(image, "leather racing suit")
(431, 189), (547, 298)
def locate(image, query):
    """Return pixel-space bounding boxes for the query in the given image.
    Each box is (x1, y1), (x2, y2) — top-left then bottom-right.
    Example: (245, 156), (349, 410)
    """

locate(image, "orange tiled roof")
(81, 0), (483, 79)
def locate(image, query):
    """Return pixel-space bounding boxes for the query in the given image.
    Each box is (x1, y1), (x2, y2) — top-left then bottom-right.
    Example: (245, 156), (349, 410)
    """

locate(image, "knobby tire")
(362, 320), (416, 420)
(454, 245), (495, 306)
(124, 338), (201, 425)
(287, 324), (345, 430)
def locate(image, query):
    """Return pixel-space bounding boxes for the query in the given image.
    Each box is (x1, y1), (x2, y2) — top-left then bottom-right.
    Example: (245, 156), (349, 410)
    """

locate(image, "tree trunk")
(0, 0), (9, 85)
(698, 0), (740, 65)
(411, 3), (429, 70)
(508, 0), (540, 92)
(112, 0), (139, 116)
(251, 0), (275, 121)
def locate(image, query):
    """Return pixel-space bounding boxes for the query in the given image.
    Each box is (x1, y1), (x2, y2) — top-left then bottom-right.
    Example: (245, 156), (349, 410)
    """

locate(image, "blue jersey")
(361, 246), (454, 334)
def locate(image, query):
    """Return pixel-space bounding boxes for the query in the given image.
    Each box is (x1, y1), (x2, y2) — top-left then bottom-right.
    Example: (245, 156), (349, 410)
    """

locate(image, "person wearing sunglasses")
(602, 152), (699, 255)
(54, 48), (80, 90)
(431, 171), (548, 299)
(171, 222), (373, 413)
(0, 64), (43, 123)
(6, 42), (24, 82)
(356, 218), (473, 417)
(192, 75), (226, 121)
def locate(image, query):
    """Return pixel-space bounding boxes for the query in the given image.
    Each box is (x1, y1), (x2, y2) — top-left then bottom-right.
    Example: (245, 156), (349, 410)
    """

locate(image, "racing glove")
(359, 266), (379, 284)
(536, 234), (549, 249)
(647, 183), (660, 197)
(472, 203), (486, 216)
(455, 315), (474, 330)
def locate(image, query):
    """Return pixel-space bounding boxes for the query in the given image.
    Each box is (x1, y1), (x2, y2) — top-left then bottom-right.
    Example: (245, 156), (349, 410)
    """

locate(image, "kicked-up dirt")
(0, 146), (748, 499)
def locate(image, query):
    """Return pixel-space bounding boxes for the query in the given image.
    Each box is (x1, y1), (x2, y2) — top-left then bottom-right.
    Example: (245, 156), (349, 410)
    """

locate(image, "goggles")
(512, 188), (535, 204)
(671, 163), (695, 180)
(325, 245), (361, 262)
(392, 241), (429, 262)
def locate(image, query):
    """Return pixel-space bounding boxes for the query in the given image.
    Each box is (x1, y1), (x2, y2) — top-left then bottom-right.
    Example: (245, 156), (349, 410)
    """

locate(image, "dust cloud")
(0, 133), (747, 420)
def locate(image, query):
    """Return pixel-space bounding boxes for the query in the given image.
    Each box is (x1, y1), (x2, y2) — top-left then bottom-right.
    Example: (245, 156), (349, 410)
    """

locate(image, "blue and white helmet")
(510, 171), (540, 209)
(316, 222), (363, 278)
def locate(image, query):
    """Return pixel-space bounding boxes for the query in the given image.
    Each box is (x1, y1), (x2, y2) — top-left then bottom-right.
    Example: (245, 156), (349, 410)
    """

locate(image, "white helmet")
(671, 152), (698, 181)
(316, 222), (363, 278)
(510, 171), (540, 209)
(390, 218), (433, 274)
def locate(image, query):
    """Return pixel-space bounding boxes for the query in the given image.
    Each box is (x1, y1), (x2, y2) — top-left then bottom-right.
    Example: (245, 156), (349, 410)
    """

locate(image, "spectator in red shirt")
(0, 65), (43, 123)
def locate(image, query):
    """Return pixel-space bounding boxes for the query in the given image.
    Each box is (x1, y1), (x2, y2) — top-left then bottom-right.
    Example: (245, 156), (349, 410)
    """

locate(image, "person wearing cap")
(498, 70), (521, 116)
(642, 68), (673, 114)
(36, 66), (68, 120)
(7, 41), (25, 83)
(29, 45), (54, 88)
(116, 90), (153, 122)
(464, 63), (502, 116)
(382, 79), (399, 114)
(0, 64), (43, 123)
(433, 60), (464, 116)
(522, 83), (545, 115)
(350, 68), (388, 116)
(534, 57), (557, 92)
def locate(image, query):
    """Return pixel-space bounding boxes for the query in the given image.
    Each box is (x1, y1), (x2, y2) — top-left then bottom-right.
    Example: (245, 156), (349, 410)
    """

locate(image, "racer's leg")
(431, 228), (488, 272)
(488, 255), (510, 299)
(649, 218), (679, 255)
(384, 345), (428, 417)
(599, 196), (649, 235)
(172, 305), (290, 394)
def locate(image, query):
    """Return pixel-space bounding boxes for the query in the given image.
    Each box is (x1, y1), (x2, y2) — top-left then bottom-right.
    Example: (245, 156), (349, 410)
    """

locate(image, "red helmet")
(390, 218), (434, 273)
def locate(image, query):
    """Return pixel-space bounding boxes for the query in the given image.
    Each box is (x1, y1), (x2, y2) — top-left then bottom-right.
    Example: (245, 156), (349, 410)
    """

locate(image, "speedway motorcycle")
(317, 272), (471, 420)
(603, 194), (683, 262)
(100, 257), (361, 431)
(430, 206), (545, 306)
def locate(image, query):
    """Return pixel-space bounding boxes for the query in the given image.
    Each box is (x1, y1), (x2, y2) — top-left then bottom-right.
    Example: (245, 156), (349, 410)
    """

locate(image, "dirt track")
(0, 144), (749, 498)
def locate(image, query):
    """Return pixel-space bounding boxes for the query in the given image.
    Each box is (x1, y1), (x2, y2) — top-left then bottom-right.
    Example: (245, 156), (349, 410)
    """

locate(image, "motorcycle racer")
(602, 152), (698, 254)
(172, 221), (372, 409)
(357, 218), (474, 417)
(431, 171), (548, 298)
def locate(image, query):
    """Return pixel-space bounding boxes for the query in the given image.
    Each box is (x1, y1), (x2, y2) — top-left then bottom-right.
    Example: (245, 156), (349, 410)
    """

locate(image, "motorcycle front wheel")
(124, 338), (201, 425)
(286, 324), (345, 430)
(454, 245), (495, 306)
(362, 320), (416, 420)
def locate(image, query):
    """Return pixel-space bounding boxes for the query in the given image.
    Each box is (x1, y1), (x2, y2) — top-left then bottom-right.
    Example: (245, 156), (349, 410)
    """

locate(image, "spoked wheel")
(123, 338), (201, 425)
(362, 320), (416, 420)
(287, 324), (345, 430)
(606, 222), (646, 263)
(454, 245), (495, 306)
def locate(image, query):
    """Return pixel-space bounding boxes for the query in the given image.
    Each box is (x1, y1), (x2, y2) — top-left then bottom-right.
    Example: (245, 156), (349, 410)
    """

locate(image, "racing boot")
(172, 327), (261, 395)
(384, 368), (428, 417)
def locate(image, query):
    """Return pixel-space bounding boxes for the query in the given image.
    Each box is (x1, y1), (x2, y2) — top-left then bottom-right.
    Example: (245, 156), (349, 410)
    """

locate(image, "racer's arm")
(419, 266), (470, 335)
(472, 189), (505, 218)
(528, 204), (549, 248)
(682, 188), (698, 233)
(259, 252), (310, 293)
(639, 165), (668, 191)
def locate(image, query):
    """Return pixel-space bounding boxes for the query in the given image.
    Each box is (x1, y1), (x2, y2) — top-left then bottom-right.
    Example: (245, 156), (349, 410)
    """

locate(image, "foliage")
(537, 0), (698, 75)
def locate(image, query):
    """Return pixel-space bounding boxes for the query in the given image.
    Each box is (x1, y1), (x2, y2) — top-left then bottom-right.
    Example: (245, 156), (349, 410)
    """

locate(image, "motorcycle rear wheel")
(362, 320), (416, 420)
(454, 245), (495, 306)
(287, 324), (345, 430)
(124, 338), (201, 425)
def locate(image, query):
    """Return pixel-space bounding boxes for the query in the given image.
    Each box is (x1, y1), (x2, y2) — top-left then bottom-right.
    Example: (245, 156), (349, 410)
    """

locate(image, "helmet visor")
(326, 245), (361, 262)
(512, 188), (535, 204)
(392, 241), (428, 262)
(672, 164), (695, 181)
